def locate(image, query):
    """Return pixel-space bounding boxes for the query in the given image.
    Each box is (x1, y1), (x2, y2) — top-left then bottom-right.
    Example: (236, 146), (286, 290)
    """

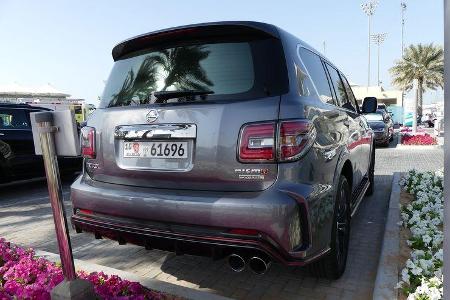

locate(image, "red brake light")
(79, 209), (93, 215)
(238, 123), (275, 162)
(279, 120), (316, 161)
(81, 126), (96, 159)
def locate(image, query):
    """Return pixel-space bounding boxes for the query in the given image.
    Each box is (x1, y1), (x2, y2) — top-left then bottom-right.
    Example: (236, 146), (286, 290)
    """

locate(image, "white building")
(350, 83), (403, 107)
(0, 83), (83, 105)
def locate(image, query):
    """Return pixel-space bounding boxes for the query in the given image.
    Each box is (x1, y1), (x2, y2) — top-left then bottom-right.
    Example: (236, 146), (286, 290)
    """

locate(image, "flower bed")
(401, 133), (437, 145)
(398, 169), (443, 300)
(0, 239), (178, 300)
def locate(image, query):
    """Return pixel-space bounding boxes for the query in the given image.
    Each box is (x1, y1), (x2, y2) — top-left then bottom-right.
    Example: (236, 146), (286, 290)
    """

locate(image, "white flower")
(398, 169), (444, 298)
(401, 268), (410, 284)
(423, 235), (432, 245)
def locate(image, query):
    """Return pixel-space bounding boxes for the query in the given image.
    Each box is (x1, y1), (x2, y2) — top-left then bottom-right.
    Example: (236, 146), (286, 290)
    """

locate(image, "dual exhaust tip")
(228, 253), (271, 275)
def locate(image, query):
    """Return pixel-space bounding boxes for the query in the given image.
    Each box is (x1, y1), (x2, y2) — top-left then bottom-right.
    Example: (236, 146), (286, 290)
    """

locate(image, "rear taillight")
(238, 123), (275, 162)
(238, 120), (315, 163)
(279, 120), (316, 162)
(80, 126), (96, 159)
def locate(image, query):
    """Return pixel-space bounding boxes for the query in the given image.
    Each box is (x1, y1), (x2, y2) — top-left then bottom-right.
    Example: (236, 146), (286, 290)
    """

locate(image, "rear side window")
(297, 47), (334, 105)
(340, 73), (358, 112)
(325, 63), (349, 107)
(0, 109), (30, 129)
(101, 39), (287, 107)
(294, 63), (316, 97)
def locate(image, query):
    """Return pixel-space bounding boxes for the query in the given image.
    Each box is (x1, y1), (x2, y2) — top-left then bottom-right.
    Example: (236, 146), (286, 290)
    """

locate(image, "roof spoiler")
(112, 21), (280, 61)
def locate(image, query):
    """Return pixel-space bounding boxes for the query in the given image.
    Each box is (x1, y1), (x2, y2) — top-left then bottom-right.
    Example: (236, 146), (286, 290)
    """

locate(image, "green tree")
(153, 45), (213, 91)
(390, 43), (443, 116)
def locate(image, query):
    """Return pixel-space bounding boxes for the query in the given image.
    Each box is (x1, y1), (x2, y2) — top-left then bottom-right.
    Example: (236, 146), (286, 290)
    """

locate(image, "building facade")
(350, 84), (403, 107)
(0, 83), (78, 104)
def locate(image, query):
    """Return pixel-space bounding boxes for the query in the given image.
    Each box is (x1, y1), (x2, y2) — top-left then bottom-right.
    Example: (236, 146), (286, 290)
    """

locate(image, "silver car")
(71, 21), (376, 279)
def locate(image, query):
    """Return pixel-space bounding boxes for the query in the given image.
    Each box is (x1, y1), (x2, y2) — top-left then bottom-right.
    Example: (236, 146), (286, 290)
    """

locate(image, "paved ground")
(0, 135), (443, 300)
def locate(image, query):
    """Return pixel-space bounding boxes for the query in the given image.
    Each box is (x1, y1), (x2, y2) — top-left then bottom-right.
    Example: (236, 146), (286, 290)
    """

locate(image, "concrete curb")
(373, 172), (400, 300)
(395, 144), (443, 150)
(35, 250), (232, 300)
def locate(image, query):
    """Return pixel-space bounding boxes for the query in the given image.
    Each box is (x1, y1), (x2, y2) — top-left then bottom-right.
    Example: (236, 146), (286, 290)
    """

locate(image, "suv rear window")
(100, 39), (287, 107)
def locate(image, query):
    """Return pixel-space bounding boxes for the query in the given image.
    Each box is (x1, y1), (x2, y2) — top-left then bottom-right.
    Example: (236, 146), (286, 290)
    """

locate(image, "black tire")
(309, 175), (351, 279)
(365, 148), (375, 196)
(389, 134), (394, 142)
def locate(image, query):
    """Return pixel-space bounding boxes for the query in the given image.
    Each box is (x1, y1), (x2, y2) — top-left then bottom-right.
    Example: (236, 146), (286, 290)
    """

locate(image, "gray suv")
(71, 21), (376, 279)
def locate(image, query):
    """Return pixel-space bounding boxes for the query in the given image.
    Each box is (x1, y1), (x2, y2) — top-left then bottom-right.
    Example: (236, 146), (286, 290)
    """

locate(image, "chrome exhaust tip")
(228, 254), (246, 272)
(248, 256), (271, 275)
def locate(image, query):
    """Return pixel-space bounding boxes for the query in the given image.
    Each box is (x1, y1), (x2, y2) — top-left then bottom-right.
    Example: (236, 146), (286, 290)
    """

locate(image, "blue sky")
(0, 0), (443, 105)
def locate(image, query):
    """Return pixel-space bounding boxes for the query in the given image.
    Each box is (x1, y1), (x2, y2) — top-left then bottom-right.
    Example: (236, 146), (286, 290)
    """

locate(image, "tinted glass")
(325, 63), (348, 107)
(0, 109), (30, 129)
(101, 39), (287, 107)
(298, 48), (334, 105)
(74, 106), (83, 114)
(340, 73), (358, 112)
(295, 63), (315, 97)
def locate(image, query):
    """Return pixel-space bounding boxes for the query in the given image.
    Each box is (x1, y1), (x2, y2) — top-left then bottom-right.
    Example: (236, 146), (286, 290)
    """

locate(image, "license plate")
(123, 141), (188, 159)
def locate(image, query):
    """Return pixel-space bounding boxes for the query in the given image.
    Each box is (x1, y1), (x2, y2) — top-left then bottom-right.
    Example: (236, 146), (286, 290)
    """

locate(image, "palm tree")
(153, 45), (213, 91)
(109, 45), (213, 106)
(390, 43), (443, 117)
(110, 56), (159, 106)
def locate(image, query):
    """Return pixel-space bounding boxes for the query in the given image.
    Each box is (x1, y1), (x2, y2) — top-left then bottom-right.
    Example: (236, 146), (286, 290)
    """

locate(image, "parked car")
(71, 21), (377, 279)
(364, 109), (394, 146)
(0, 103), (82, 183)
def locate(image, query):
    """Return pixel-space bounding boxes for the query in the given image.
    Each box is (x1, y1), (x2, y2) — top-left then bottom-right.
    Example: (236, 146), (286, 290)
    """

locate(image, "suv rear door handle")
(0, 133), (4, 136)
(343, 120), (350, 127)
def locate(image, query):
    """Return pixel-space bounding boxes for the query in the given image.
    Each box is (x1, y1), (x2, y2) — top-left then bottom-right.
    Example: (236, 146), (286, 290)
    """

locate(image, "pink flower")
(402, 133), (437, 145)
(0, 238), (174, 300)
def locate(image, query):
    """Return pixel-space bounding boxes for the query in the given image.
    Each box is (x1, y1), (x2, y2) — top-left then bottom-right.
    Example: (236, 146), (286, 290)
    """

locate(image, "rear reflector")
(238, 123), (275, 162)
(228, 229), (259, 236)
(78, 209), (93, 215)
(80, 126), (96, 159)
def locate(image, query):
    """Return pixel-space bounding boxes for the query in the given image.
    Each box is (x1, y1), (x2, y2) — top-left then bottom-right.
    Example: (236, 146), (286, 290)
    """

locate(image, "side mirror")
(362, 97), (378, 114)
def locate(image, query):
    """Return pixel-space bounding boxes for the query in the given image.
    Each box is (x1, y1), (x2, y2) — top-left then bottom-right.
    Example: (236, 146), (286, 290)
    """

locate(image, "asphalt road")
(0, 136), (443, 300)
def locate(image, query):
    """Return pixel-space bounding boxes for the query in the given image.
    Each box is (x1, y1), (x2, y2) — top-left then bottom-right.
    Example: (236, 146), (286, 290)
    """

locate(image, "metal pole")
(368, 14), (371, 90)
(412, 79), (418, 133)
(401, 6), (404, 56)
(371, 33), (387, 87)
(377, 43), (380, 86)
(37, 114), (76, 281)
(401, 2), (407, 108)
(443, 1), (449, 297)
(401, 2), (406, 57)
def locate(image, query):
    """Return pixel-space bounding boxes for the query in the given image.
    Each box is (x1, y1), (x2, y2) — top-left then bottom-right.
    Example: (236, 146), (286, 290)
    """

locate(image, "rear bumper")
(70, 175), (333, 266)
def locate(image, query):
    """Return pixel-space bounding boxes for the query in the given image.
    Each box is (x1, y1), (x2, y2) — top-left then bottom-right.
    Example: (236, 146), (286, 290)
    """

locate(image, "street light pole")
(361, 1), (378, 91)
(401, 2), (407, 108)
(401, 2), (407, 57)
(371, 33), (387, 86)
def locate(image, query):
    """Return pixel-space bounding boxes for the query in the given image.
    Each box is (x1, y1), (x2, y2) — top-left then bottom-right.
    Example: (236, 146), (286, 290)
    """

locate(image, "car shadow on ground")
(157, 174), (393, 299)
(375, 133), (398, 150)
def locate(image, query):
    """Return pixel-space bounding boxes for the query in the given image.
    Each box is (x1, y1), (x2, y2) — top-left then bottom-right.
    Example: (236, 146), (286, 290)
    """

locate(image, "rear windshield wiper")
(152, 90), (214, 103)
